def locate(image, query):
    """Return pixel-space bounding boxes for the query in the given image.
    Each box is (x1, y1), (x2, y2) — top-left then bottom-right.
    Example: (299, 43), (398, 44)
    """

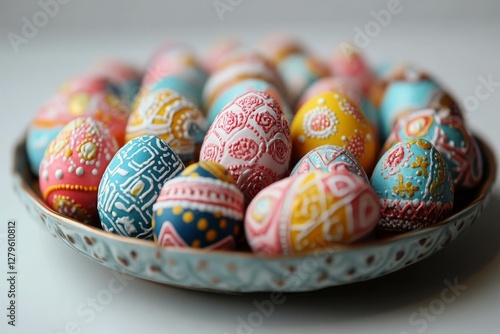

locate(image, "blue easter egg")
(290, 144), (368, 182)
(384, 108), (483, 189)
(26, 126), (64, 175)
(151, 76), (203, 108)
(379, 79), (440, 139)
(152, 161), (244, 250)
(98, 135), (184, 239)
(109, 80), (141, 107)
(371, 138), (454, 233)
(278, 54), (329, 106)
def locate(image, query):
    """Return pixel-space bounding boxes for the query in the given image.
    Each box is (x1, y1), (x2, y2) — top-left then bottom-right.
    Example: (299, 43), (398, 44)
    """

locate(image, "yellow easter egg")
(291, 91), (377, 172)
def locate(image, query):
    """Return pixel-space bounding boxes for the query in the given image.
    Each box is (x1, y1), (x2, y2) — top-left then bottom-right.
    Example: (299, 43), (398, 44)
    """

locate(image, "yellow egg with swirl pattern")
(125, 89), (207, 163)
(291, 91), (377, 173)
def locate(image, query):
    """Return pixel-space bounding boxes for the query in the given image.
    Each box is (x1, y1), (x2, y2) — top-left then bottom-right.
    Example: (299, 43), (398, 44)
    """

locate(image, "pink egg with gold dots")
(39, 117), (119, 226)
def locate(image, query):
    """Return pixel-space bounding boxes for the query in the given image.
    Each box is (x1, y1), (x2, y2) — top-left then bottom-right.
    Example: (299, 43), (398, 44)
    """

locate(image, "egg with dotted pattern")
(39, 117), (119, 226)
(291, 91), (377, 173)
(152, 161), (244, 250)
(371, 138), (454, 234)
(26, 79), (130, 176)
(97, 135), (184, 239)
(200, 91), (292, 205)
(245, 170), (381, 255)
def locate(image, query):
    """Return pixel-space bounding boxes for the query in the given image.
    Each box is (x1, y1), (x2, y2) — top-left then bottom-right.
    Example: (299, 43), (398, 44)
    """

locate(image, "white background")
(1, 0), (500, 333)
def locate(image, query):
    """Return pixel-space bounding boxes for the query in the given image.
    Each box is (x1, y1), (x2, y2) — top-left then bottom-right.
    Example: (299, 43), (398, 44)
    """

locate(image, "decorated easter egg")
(26, 87), (129, 175)
(297, 76), (379, 135)
(258, 33), (305, 65)
(200, 91), (292, 204)
(58, 74), (112, 95)
(384, 108), (483, 188)
(39, 117), (119, 226)
(207, 79), (292, 124)
(278, 53), (330, 106)
(90, 59), (142, 107)
(152, 161), (244, 250)
(291, 91), (377, 172)
(298, 76), (363, 109)
(203, 51), (286, 110)
(290, 144), (368, 182)
(125, 89), (207, 163)
(151, 76), (204, 108)
(371, 139), (454, 233)
(330, 45), (374, 94)
(142, 44), (207, 103)
(372, 64), (464, 139)
(98, 135), (184, 239)
(204, 38), (242, 73)
(245, 170), (381, 255)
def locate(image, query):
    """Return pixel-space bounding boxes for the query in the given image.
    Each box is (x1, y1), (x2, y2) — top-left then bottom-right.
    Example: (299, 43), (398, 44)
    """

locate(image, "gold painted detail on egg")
(79, 141), (98, 161)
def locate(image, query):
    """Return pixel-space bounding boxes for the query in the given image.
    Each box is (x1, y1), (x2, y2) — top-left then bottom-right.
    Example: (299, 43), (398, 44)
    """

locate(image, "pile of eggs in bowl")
(29, 34), (484, 256)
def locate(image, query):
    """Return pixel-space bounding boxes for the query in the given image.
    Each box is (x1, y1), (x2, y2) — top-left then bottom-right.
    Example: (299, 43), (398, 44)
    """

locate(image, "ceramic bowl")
(12, 135), (496, 293)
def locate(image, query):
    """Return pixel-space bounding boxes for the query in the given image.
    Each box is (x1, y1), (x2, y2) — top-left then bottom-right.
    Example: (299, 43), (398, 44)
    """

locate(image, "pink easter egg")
(39, 117), (119, 226)
(200, 91), (292, 204)
(245, 170), (381, 255)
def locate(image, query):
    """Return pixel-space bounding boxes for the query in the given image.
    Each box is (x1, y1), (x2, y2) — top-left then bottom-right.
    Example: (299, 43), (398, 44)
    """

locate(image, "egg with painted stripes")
(125, 89), (207, 164)
(97, 135), (184, 239)
(152, 161), (244, 250)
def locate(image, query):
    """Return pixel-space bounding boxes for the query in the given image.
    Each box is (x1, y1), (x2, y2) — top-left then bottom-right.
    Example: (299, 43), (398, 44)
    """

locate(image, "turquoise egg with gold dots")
(370, 138), (454, 234)
(152, 161), (245, 250)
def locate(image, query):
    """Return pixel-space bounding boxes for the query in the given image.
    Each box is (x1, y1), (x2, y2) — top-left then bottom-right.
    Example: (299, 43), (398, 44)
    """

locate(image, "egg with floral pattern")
(207, 79), (292, 125)
(291, 91), (377, 172)
(383, 108), (483, 189)
(98, 135), (184, 239)
(39, 117), (119, 226)
(371, 138), (454, 233)
(153, 161), (244, 250)
(245, 170), (381, 255)
(200, 91), (292, 204)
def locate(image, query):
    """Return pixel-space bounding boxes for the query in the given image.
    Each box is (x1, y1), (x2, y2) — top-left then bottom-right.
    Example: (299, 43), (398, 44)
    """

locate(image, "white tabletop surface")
(1, 1), (500, 333)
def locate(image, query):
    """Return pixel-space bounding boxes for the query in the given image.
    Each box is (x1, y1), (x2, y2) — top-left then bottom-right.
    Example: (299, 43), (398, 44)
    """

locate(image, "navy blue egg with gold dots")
(152, 161), (245, 250)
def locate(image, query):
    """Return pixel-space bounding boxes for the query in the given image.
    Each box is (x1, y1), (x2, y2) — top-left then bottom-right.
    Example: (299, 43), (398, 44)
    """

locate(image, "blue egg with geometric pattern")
(371, 138), (454, 233)
(98, 135), (185, 239)
(290, 144), (368, 182)
(153, 161), (244, 250)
